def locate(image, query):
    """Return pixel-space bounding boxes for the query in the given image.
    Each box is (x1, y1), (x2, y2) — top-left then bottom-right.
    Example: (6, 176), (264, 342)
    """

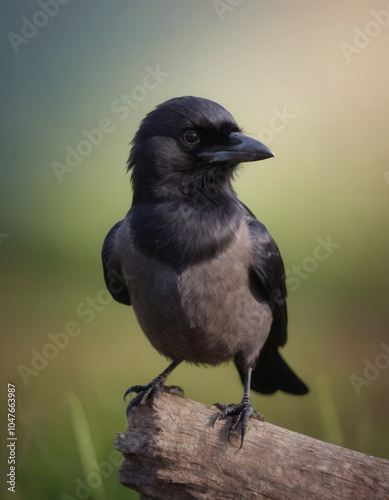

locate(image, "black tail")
(234, 348), (308, 395)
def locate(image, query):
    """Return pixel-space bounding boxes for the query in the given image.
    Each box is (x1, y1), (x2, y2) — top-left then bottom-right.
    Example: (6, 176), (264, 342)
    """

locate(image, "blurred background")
(1, 1), (388, 498)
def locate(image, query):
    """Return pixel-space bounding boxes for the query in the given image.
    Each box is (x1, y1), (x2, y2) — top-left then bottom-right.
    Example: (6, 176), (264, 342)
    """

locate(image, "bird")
(102, 96), (308, 447)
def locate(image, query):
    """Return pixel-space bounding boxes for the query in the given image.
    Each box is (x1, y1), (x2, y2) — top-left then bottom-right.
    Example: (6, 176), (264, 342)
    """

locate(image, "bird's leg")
(212, 367), (264, 448)
(124, 359), (183, 415)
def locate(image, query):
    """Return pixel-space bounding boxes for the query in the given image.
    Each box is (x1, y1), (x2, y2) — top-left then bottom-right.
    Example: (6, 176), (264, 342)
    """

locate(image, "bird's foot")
(124, 379), (184, 416)
(211, 397), (264, 448)
(124, 360), (183, 416)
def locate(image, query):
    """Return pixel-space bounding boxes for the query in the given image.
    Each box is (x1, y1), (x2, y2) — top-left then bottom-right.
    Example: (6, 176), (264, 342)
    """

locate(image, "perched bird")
(102, 96), (308, 447)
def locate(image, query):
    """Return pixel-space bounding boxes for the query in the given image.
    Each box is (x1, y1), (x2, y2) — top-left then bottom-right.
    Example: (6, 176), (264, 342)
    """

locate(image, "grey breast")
(178, 220), (273, 368)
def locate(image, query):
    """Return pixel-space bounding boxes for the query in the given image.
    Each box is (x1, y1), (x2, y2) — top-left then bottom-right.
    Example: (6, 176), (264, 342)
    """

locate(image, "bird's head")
(127, 96), (274, 205)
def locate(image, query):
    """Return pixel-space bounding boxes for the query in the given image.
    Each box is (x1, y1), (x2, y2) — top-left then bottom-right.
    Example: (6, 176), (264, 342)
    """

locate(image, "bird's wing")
(243, 205), (287, 348)
(102, 220), (131, 306)
(236, 203), (308, 395)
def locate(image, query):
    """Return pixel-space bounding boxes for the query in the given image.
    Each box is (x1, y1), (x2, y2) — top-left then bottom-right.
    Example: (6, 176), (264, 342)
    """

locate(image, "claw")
(123, 360), (183, 416)
(212, 398), (262, 448)
(123, 384), (152, 401)
(212, 412), (222, 428)
(164, 385), (185, 398)
(124, 380), (163, 415)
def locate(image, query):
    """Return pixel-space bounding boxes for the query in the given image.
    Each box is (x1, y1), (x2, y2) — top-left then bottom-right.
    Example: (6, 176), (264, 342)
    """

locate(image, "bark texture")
(115, 392), (389, 499)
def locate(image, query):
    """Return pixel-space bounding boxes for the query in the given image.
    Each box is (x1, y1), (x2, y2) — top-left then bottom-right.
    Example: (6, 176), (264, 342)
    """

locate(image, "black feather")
(102, 220), (131, 306)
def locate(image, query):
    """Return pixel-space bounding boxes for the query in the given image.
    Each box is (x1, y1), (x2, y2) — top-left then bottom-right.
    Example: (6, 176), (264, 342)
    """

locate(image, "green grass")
(68, 392), (107, 500)
(1, 267), (388, 500)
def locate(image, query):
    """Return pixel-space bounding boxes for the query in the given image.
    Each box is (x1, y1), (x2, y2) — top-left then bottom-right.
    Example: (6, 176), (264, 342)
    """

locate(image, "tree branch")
(115, 392), (389, 499)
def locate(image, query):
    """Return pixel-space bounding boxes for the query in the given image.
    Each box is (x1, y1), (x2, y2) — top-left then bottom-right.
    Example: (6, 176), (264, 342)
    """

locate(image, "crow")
(102, 96), (308, 447)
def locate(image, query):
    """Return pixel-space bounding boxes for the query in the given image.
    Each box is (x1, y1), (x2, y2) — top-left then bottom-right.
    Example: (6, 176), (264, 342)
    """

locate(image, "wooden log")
(115, 392), (389, 500)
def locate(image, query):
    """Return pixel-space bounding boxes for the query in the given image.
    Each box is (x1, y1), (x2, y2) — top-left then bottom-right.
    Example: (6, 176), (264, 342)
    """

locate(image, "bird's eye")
(182, 129), (200, 145)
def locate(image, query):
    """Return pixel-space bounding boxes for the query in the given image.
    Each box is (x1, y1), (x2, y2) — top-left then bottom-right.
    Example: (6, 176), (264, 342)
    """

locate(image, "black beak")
(199, 132), (275, 164)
